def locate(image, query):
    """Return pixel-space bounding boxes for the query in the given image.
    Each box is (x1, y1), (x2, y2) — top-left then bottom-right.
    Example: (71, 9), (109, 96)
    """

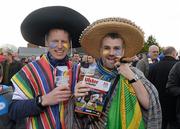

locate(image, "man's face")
(100, 37), (124, 70)
(87, 56), (94, 64)
(3, 53), (13, 62)
(73, 54), (80, 63)
(148, 46), (159, 60)
(46, 29), (70, 60)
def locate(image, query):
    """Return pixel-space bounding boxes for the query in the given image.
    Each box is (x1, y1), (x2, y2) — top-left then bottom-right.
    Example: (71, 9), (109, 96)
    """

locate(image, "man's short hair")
(45, 29), (71, 44)
(100, 32), (125, 48)
(103, 32), (124, 40)
(163, 46), (176, 56)
(73, 52), (79, 56)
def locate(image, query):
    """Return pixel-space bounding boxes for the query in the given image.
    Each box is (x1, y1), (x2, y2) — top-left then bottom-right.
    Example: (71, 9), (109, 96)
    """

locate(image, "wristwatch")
(128, 74), (139, 84)
(36, 95), (45, 110)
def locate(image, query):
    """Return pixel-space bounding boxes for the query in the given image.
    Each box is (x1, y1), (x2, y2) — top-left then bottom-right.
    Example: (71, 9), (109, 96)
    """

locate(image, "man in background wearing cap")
(9, 6), (89, 129)
(74, 18), (161, 129)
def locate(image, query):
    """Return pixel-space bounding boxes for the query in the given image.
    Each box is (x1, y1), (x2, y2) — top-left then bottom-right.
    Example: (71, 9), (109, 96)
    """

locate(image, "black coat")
(1, 60), (23, 86)
(148, 56), (177, 121)
(166, 61), (180, 128)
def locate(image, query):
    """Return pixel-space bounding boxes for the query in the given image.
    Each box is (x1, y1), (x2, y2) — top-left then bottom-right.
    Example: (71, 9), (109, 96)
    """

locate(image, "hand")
(115, 62), (134, 80)
(74, 81), (90, 97)
(41, 85), (71, 106)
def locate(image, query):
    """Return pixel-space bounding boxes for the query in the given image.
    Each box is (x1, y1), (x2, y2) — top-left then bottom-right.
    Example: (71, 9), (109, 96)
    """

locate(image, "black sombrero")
(21, 6), (89, 48)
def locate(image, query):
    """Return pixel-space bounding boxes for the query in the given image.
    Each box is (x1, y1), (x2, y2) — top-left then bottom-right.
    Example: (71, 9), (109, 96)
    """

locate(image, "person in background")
(136, 45), (160, 78)
(166, 61), (180, 129)
(0, 63), (26, 129)
(87, 55), (96, 69)
(72, 52), (81, 64)
(74, 17), (161, 129)
(81, 54), (89, 68)
(8, 6), (89, 129)
(1, 49), (23, 86)
(148, 46), (178, 129)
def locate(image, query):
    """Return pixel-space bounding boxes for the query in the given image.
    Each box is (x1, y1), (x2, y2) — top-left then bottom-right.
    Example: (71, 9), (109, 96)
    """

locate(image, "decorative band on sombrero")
(79, 17), (144, 58)
(21, 6), (89, 48)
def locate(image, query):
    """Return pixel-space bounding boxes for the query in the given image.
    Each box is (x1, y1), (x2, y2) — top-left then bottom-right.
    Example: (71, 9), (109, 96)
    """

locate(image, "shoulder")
(131, 66), (158, 92)
(131, 66), (145, 78)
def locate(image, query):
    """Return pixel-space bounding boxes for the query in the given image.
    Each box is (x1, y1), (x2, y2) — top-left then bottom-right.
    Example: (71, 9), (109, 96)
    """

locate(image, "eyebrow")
(103, 45), (121, 48)
(51, 39), (69, 43)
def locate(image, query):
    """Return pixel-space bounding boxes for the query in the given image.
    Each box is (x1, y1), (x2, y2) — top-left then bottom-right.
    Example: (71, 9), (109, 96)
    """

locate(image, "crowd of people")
(0, 5), (180, 129)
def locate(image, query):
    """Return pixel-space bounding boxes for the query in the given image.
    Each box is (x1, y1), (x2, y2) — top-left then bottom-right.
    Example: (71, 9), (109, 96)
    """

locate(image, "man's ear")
(44, 34), (49, 47)
(0, 76), (3, 83)
(45, 40), (49, 47)
(121, 49), (125, 56)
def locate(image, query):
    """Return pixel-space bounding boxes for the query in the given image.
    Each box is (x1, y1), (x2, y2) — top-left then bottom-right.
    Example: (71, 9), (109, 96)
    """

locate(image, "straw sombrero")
(21, 6), (89, 48)
(79, 17), (144, 58)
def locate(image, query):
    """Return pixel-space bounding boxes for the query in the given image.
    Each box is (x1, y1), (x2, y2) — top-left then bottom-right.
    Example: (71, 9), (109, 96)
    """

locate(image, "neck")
(47, 52), (68, 67)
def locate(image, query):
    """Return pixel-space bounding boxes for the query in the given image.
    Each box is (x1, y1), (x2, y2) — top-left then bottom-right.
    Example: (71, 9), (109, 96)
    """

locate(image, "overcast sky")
(0, 0), (180, 51)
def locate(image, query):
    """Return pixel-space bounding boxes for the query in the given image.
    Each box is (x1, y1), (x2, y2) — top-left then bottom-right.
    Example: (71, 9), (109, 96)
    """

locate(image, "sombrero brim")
(21, 6), (89, 48)
(80, 18), (144, 58)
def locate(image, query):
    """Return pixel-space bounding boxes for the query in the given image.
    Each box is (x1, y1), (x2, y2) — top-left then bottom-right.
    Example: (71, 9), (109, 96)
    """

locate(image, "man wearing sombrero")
(74, 18), (162, 129)
(9, 6), (89, 129)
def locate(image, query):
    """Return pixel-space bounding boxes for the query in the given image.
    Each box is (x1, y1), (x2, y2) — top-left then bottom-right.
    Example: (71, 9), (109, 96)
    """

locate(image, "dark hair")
(100, 32), (125, 48)
(73, 52), (80, 56)
(104, 32), (123, 39)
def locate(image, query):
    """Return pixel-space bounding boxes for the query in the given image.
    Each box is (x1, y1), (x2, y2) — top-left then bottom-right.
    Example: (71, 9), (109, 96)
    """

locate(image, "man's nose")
(57, 41), (63, 48)
(109, 49), (115, 55)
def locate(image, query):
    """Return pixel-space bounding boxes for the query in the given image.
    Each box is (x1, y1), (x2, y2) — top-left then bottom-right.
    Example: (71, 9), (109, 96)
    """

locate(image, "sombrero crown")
(79, 17), (144, 58)
(21, 6), (89, 48)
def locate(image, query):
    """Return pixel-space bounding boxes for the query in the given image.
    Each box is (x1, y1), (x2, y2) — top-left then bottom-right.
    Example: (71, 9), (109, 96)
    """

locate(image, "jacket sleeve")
(9, 99), (44, 120)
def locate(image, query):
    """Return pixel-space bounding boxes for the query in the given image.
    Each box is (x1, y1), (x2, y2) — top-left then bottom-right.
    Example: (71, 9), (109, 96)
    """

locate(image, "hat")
(79, 17), (144, 58)
(21, 6), (89, 48)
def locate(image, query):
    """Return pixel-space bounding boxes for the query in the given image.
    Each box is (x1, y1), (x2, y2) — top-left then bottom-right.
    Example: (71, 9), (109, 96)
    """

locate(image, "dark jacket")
(148, 56), (177, 122)
(1, 60), (23, 86)
(166, 61), (180, 128)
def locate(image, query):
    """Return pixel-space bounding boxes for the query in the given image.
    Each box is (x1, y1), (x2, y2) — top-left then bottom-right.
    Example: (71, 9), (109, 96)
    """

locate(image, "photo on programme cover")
(75, 76), (111, 117)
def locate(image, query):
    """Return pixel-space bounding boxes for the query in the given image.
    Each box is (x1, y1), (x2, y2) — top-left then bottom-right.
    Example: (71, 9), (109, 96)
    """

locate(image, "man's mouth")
(107, 57), (116, 63)
(55, 49), (64, 54)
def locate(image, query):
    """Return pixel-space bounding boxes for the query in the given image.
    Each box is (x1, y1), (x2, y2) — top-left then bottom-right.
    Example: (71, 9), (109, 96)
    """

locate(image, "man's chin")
(54, 55), (66, 60)
(104, 63), (115, 70)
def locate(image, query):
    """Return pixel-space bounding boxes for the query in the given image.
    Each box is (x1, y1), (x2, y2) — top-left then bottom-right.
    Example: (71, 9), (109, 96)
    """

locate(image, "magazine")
(75, 76), (111, 117)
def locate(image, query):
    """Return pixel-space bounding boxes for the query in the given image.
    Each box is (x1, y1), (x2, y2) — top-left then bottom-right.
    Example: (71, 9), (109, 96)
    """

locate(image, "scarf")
(96, 59), (117, 81)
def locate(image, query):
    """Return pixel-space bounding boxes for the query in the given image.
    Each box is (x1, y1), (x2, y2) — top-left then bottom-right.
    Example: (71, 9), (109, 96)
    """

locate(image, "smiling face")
(46, 29), (70, 60)
(100, 34), (124, 70)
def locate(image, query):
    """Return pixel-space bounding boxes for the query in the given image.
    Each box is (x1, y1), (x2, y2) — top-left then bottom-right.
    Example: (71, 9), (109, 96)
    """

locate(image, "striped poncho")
(11, 55), (77, 129)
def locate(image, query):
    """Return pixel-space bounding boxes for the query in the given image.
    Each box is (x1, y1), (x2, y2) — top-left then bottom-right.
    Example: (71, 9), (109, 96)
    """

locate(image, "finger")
(78, 84), (89, 89)
(114, 62), (121, 68)
(57, 98), (70, 102)
(74, 92), (88, 97)
(60, 85), (70, 90)
(78, 88), (90, 93)
(58, 93), (72, 98)
(59, 90), (71, 94)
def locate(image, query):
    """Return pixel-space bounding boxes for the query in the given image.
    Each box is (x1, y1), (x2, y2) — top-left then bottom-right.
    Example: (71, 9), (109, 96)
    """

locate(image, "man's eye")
(104, 47), (110, 50)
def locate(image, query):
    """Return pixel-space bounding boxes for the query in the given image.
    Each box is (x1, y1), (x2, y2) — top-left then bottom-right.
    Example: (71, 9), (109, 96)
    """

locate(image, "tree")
(139, 35), (161, 53)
